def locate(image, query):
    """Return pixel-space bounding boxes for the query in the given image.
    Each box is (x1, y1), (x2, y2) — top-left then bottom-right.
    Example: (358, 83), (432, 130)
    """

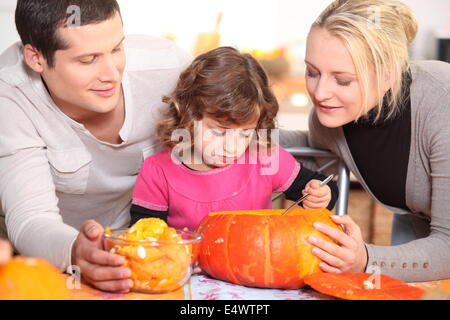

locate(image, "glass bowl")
(103, 228), (202, 294)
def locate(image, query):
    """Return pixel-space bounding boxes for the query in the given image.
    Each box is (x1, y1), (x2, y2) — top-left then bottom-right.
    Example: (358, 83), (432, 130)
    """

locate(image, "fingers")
(308, 234), (353, 267)
(81, 220), (104, 241)
(312, 222), (355, 248)
(79, 259), (132, 282)
(318, 262), (342, 274)
(304, 184), (329, 197)
(76, 247), (133, 293)
(302, 199), (330, 209)
(85, 277), (133, 293)
(330, 215), (360, 236)
(308, 216), (367, 273)
(80, 245), (125, 267)
(312, 245), (345, 270)
(73, 220), (133, 293)
(0, 240), (12, 266)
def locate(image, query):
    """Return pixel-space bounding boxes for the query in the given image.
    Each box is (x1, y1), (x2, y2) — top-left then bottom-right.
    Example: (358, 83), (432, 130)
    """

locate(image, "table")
(67, 274), (445, 300)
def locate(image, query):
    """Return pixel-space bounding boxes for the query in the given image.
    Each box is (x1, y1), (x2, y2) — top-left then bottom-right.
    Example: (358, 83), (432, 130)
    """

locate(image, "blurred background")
(1, 0), (449, 244)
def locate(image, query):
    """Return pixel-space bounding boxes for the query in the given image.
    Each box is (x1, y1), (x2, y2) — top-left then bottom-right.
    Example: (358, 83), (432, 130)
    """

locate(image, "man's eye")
(80, 56), (96, 65)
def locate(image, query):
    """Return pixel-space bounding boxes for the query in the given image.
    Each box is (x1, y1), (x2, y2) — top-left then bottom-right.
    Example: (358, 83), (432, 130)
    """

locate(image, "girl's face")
(305, 27), (379, 128)
(190, 116), (258, 170)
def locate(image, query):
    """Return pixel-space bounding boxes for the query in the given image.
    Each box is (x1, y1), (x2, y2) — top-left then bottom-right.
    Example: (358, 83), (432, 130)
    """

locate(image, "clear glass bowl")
(103, 228), (202, 294)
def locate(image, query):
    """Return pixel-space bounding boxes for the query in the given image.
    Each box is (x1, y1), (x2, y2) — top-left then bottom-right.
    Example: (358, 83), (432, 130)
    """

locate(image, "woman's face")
(305, 27), (378, 128)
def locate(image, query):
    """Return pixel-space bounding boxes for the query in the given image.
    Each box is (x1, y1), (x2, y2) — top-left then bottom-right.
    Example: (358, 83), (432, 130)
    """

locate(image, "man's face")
(40, 12), (126, 121)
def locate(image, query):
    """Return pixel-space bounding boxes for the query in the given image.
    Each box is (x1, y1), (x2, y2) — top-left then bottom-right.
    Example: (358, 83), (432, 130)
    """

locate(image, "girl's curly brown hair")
(157, 46), (279, 149)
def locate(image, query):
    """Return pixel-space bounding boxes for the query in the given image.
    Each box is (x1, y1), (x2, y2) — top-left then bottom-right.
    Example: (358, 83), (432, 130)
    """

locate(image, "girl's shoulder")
(142, 149), (175, 169)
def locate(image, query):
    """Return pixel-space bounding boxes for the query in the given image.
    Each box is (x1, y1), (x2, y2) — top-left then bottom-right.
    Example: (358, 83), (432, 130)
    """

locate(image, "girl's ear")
(23, 44), (46, 73)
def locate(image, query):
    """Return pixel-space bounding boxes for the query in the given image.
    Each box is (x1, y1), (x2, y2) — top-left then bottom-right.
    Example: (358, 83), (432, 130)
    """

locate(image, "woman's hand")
(0, 239), (12, 266)
(302, 179), (332, 209)
(308, 215), (368, 273)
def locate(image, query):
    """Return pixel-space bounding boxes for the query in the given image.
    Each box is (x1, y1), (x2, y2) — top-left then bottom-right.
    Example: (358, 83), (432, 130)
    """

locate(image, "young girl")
(130, 47), (339, 231)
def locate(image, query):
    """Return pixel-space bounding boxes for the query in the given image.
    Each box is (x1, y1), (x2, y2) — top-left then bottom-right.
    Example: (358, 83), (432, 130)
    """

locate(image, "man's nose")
(98, 56), (121, 83)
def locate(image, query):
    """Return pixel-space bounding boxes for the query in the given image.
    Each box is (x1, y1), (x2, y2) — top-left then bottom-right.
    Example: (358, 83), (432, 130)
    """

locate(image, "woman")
(282, 0), (450, 282)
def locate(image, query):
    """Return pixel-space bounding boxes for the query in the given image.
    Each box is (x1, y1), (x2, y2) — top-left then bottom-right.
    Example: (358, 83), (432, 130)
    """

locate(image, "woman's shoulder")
(410, 60), (450, 94)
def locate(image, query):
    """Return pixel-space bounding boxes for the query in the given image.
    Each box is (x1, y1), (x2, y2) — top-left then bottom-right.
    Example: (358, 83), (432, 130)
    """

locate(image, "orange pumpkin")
(104, 218), (199, 293)
(0, 257), (72, 300)
(304, 273), (425, 300)
(196, 208), (342, 289)
(422, 279), (450, 300)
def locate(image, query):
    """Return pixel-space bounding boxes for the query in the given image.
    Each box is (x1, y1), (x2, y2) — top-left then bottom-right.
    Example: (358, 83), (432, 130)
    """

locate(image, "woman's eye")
(336, 79), (352, 86)
(306, 70), (320, 78)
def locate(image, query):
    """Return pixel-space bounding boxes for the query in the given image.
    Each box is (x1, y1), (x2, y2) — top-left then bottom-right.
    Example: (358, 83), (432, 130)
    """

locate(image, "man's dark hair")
(15, 0), (121, 68)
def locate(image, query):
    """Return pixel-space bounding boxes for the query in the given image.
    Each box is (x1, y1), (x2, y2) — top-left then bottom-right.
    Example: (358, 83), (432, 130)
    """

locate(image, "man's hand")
(0, 240), (12, 266)
(71, 220), (133, 293)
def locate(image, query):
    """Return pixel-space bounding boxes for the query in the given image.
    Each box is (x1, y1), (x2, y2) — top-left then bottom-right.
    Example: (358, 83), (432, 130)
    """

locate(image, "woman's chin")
(316, 111), (351, 128)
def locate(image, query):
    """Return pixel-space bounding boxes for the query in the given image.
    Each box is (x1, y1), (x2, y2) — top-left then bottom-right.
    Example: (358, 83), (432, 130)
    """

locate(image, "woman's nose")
(314, 77), (333, 102)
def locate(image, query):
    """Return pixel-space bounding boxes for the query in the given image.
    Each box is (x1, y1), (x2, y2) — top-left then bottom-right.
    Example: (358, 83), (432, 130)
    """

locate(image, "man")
(0, 0), (191, 292)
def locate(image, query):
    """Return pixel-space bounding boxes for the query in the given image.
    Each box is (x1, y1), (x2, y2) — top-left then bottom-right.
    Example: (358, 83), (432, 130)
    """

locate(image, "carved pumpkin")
(304, 273), (425, 300)
(196, 208), (342, 289)
(104, 218), (201, 293)
(0, 257), (71, 300)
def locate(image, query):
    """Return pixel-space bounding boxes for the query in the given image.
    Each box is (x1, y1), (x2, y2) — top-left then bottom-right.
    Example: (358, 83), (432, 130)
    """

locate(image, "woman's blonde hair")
(311, 0), (418, 121)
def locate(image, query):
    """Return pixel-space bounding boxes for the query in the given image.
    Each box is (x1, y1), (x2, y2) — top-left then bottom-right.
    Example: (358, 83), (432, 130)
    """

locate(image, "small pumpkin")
(422, 280), (450, 300)
(304, 272), (425, 300)
(0, 257), (72, 300)
(196, 208), (342, 289)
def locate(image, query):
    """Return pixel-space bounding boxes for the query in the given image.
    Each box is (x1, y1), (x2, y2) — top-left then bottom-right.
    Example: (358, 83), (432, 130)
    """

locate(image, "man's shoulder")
(0, 42), (30, 88)
(123, 35), (192, 73)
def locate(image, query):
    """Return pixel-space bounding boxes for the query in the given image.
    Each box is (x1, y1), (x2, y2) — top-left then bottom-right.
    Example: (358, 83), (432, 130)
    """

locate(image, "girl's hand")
(302, 179), (332, 209)
(0, 239), (12, 266)
(308, 215), (368, 273)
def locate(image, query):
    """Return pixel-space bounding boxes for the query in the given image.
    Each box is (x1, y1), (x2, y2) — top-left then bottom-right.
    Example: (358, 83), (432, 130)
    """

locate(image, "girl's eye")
(211, 129), (226, 137)
(240, 130), (254, 138)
